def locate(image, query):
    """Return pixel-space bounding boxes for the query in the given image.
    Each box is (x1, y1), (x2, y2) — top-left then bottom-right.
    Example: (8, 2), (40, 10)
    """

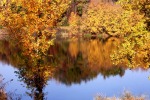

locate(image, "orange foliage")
(0, 0), (71, 60)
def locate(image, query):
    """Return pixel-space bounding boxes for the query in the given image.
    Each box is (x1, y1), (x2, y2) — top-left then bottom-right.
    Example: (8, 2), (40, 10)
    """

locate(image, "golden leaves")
(81, 2), (146, 38)
(82, 3), (124, 35)
(109, 0), (150, 69)
(0, 0), (71, 60)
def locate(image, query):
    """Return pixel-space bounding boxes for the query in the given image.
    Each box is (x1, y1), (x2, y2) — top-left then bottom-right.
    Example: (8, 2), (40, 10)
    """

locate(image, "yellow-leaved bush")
(111, 0), (150, 68)
(81, 3), (146, 37)
(118, 0), (150, 30)
(111, 25), (150, 68)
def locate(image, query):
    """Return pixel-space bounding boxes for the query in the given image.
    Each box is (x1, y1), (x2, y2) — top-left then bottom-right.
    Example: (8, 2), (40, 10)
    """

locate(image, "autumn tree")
(0, 0), (71, 61)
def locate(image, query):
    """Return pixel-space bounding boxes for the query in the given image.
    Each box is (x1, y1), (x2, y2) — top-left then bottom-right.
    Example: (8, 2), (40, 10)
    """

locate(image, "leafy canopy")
(81, 3), (146, 37)
(0, 0), (71, 60)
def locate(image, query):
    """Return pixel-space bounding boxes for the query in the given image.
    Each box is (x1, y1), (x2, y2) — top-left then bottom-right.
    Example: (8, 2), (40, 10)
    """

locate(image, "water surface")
(0, 38), (150, 100)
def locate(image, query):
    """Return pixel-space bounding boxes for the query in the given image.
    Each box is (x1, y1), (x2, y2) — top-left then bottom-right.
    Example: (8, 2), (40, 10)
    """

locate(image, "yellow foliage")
(110, 0), (150, 68)
(118, 0), (150, 30)
(0, 0), (71, 34)
(0, 0), (71, 60)
(68, 12), (80, 34)
(81, 3), (146, 37)
(69, 12), (79, 27)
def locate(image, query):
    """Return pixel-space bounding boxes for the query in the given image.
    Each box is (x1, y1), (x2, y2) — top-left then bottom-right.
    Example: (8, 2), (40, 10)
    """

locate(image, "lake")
(0, 38), (150, 100)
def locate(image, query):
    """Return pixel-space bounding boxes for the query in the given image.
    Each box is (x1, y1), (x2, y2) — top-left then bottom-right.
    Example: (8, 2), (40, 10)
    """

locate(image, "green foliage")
(72, 0), (89, 16)
(57, 16), (69, 26)
(0, 25), (2, 29)
(77, 5), (83, 16)
(84, 33), (92, 38)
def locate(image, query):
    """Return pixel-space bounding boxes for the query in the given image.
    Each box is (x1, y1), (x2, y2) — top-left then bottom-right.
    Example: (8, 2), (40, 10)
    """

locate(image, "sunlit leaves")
(117, 0), (150, 30)
(68, 12), (80, 34)
(81, 3), (146, 37)
(0, 0), (71, 62)
(111, 0), (150, 68)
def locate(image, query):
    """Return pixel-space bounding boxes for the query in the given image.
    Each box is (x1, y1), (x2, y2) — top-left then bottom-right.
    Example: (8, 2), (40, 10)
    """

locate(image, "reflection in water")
(50, 38), (126, 85)
(0, 38), (149, 99)
(0, 39), (55, 100)
(16, 64), (55, 100)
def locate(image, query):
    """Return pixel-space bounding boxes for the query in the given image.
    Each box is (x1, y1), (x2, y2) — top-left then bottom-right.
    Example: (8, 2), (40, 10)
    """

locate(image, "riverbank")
(56, 26), (111, 39)
(0, 26), (113, 40)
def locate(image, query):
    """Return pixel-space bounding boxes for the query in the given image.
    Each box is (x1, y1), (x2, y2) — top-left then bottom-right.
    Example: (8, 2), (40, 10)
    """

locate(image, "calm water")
(0, 38), (150, 100)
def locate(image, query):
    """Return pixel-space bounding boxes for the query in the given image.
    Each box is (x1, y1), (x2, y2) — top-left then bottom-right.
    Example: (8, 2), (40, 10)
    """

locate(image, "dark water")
(0, 38), (150, 100)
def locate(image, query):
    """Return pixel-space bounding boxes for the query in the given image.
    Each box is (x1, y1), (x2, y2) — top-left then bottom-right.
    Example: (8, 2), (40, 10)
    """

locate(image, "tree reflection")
(0, 37), (149, 99)
(0, 39), (55, 100)
(14, 43), (55, 100)
(49, 38), (126, 85)
(16, 64), (55, 100)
